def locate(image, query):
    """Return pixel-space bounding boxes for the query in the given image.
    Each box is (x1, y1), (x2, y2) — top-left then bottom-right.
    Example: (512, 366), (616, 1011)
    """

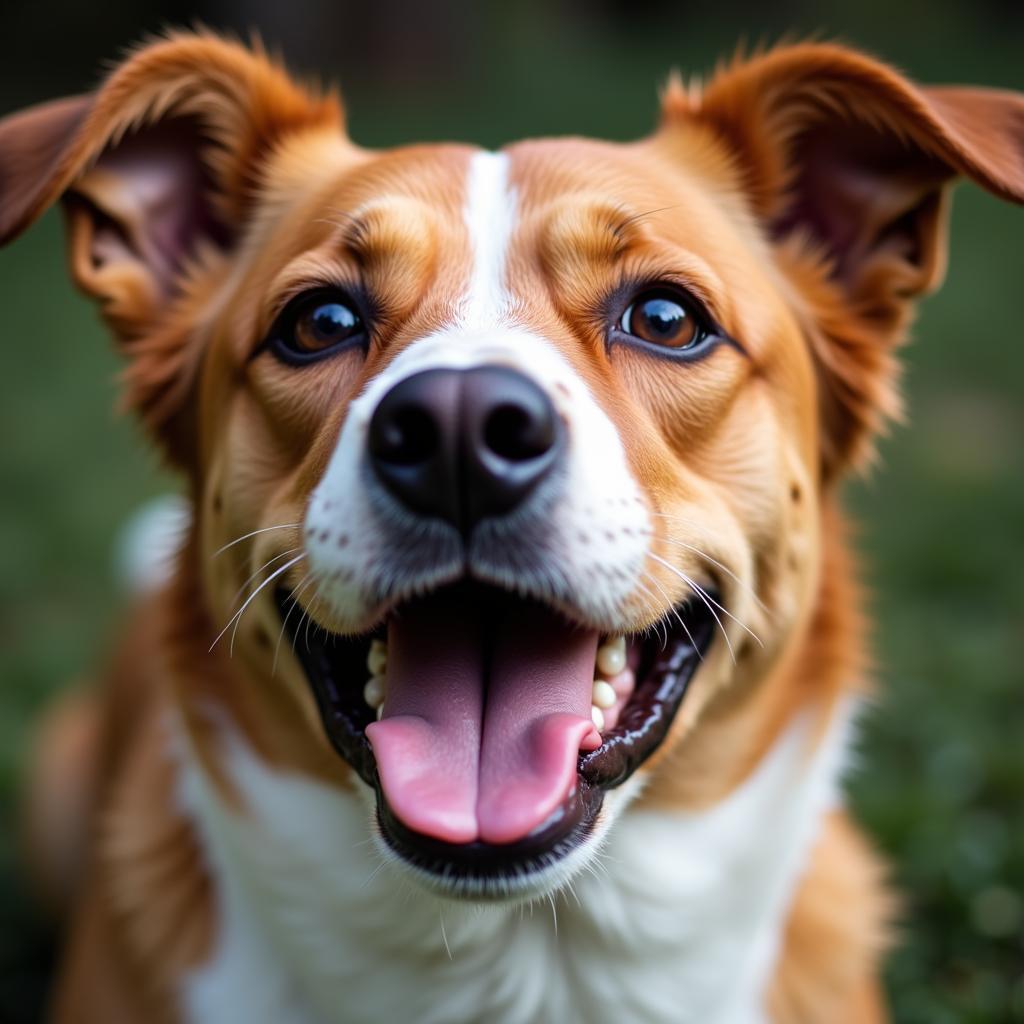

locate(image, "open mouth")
(277, 581), (716, 895)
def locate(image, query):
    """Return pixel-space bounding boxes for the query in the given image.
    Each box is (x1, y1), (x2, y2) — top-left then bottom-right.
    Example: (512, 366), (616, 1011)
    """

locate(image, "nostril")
(484, 403), (556, 462)
(371, 404), (438, 465)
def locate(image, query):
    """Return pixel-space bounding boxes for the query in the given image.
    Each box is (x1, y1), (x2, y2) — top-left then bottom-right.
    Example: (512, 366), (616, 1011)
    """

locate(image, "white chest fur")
(177, 700), (855, 1024)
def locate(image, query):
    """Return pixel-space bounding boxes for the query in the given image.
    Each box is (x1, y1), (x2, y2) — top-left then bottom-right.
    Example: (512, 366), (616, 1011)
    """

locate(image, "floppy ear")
(659, 43), (1024, 477)
(0, 31), (344, 465)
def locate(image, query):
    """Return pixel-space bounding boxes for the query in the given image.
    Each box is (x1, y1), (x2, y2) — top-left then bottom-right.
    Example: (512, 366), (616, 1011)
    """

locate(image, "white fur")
(177, 698), (857, 1024)
(304, 152), (650, 632)
(461, 151), (516, 329)
(115, 494), (190, 593)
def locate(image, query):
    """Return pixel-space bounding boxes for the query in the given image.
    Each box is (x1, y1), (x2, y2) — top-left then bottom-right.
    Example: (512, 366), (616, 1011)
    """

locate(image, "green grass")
(0, 215), (172, 1021)
(843, 187), (1024, 1022)
(1, 10), (1022, 1020)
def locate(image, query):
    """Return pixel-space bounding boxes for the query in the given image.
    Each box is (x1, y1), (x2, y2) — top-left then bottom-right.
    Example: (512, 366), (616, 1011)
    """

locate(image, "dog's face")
(201, 137), (811, 892)
(2, 34), (1021, 898)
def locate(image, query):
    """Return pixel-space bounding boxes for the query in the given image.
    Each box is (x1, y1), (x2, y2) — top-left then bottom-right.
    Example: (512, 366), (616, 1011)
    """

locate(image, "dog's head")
(3, 34), (1021, 898)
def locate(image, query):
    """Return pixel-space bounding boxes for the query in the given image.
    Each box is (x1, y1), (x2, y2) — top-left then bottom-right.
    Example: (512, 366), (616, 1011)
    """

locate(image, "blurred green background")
(1, 1), (1022, 1021)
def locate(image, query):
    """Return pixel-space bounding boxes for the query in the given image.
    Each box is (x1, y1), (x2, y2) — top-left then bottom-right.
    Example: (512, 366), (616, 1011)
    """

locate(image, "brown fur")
(3, 31), (1022, 1022)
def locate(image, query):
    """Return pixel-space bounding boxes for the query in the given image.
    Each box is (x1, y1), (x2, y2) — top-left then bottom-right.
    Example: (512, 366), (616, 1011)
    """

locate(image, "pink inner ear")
(776, 120), (950, 288)
(78, 119), (228, 293)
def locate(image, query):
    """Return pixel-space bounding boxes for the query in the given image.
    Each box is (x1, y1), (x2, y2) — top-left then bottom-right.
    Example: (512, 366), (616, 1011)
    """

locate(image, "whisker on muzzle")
(209, 553), (307, 656)
(273, 572), (316, 676)
(212, 522), (302, 559)
(230, 546), (304, 610)
(303, 590), (327, 654)
(631, 577), (670, 649)
(647, 553), (753, 664)
(647, 512), (770, 614)
(640, 569), (703, 660)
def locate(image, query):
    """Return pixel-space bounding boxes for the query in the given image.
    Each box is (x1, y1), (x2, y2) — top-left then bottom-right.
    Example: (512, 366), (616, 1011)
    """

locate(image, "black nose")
(367, 365), (562, 533)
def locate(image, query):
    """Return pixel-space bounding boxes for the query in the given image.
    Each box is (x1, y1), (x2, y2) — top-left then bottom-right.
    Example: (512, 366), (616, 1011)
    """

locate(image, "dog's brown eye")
(620, 290), (701, 349)
(295, 301), (361, 352)
(268, 289), (367, 365)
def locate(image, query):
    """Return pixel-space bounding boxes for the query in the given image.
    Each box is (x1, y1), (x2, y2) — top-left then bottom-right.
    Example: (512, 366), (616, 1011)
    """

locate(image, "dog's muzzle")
(292, 354), (715, 895)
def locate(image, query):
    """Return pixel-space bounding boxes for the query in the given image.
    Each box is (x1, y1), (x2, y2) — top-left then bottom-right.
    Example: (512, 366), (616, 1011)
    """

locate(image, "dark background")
(1, 1), (1022, 1020)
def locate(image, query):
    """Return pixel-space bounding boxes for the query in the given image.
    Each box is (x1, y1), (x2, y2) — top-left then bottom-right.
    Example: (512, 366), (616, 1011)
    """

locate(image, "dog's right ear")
(0, 31), (346, 463)
(657, 44), (1024, 480)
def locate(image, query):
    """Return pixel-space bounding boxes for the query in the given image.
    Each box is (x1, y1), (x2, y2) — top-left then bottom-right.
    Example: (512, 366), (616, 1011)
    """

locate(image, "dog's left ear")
(0, 31), (345, 465)
(658, 43), (1024, 477)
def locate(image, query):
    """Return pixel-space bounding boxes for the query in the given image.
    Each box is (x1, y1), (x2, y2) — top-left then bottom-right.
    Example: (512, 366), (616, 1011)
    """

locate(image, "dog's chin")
(276, 580), (716, 900)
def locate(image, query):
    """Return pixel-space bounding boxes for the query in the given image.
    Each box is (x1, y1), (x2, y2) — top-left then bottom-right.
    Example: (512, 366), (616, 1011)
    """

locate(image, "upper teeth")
(363, 675), (385, 710)
(367, 639), (388, 677)
(364, 639), (388, 713)
(590, 635), (630, 736)
(596, 635), (626, 676)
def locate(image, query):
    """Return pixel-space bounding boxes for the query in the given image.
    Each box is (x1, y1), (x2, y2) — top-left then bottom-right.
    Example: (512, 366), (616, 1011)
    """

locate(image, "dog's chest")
(176, 702), (853, 1024)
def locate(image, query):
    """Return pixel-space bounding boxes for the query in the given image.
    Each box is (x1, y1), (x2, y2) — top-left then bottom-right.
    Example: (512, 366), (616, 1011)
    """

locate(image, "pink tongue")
(365, 590), (601, 845)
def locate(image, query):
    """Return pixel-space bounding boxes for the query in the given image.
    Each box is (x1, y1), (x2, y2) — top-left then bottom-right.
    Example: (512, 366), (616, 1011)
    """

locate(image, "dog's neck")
(173, 697), (855, 1024)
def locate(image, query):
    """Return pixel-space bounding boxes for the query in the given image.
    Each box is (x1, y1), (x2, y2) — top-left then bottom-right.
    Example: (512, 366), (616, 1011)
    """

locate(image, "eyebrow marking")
(611, 203), (683, 239)
(461, 151), (517, 330)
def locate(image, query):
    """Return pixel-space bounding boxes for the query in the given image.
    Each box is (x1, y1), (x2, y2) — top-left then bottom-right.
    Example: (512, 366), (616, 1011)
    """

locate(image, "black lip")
(377, 779), (605, 894)
(276, 583), (716, 892)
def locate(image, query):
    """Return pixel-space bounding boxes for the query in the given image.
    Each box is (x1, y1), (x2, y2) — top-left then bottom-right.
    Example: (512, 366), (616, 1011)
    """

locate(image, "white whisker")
(304, 590), (325, 653)
(654, 534), (770, 617)
(688, 576), (763, 647)
(273, 573), (317, 675)
(209, 553), (306, 655)
(648, 552), (737, 663)
(439, 912), (453, 960)
(563, 877), (583, 909)
(648, 551), (763, 647)
(632, 577), (668, 648)
(213, 522), (301, 558)
(641, 569), (701, 658)
(292, 580), (324, 660)
(360, 858), (389, 891)
(231, 546), (303, 609)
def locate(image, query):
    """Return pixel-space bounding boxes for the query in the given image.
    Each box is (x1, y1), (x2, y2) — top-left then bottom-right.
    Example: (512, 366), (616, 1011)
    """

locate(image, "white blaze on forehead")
(461, 151), (516, 329)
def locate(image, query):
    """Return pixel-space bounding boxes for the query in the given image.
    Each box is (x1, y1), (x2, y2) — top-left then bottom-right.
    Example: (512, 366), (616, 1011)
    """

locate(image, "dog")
(2, 30), (1022, 1023)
